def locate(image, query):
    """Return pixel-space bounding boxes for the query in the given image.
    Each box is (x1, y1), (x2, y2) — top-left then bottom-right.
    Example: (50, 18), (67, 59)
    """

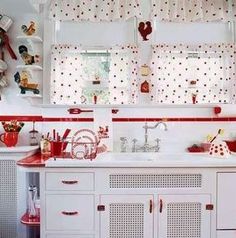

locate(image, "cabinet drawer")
(46, 194), (94, 231)
(47, 235), (94, 238)
(46, 172), (94, 191)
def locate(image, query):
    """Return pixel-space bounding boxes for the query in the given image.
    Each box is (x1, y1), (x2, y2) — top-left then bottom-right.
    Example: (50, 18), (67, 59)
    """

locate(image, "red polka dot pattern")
(151, 0), (236, 22)
(49, 0), (142, 22)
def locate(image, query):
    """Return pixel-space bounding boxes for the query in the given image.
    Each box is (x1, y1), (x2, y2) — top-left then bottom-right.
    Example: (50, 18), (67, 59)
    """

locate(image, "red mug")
(0, 132), (19, 147)
(50, 141), (64, 157)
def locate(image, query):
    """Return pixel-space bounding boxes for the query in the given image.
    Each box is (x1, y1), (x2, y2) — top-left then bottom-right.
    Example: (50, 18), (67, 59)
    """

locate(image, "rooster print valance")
(49, 0), (142, 22)
(151, 0), (236, 22)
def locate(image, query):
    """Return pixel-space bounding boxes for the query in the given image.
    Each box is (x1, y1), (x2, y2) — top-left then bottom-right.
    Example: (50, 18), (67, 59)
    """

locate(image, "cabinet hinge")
(97, 205), (105, 211)
(206, 204), (214, 210)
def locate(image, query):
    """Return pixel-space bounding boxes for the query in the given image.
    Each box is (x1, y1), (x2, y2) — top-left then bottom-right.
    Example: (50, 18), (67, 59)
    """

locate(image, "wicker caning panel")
(0, 160), (17, 238)
(110, 174), (202, 189)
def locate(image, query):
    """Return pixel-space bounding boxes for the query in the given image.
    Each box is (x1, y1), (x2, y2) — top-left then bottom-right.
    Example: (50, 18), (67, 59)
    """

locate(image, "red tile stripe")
(0, 115), (235, 122)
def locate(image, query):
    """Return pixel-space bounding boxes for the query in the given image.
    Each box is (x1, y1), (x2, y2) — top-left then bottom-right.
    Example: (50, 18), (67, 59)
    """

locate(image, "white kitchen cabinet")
(46, 194), (94, 231)
(100, 195), (154, 238)
(40, 168), (215, 238)
(217, 172), (236, 229)
(158, 194), (211, 238)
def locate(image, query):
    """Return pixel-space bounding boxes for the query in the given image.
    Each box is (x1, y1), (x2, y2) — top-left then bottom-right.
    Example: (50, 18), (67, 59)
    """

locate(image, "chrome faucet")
(132, 121), (168, 152)
(120, 137), (128, 152)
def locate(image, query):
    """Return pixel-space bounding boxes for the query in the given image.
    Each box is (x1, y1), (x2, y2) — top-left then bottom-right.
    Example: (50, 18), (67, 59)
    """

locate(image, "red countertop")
(17, 152), (72, 167)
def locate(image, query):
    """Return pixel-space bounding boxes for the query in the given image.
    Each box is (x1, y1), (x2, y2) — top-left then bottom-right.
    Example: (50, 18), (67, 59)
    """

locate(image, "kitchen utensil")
(0, 15), (13, 32)
(51, 141), (64, 157)
(0, 59), (7, 72)
(68, 108), (93, 114)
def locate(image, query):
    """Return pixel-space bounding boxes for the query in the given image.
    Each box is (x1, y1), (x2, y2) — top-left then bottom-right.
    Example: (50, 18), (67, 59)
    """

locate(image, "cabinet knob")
(61, 211), (78, 216)
(61, 180), (78, 185)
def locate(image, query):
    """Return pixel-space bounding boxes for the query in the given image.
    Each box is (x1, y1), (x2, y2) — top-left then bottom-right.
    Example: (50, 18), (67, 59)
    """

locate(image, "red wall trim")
(42, 117), (94, 122)
(0, 115), (235, 122)
(0, 116), (43, 121)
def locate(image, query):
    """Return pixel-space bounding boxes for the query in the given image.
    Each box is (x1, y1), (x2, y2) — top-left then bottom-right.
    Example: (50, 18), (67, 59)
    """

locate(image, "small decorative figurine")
(21, 21), (36, 36)
(138, 21), (152, 41)
(14, 71), (40, 94)
(140, 80), (150, 93)
(98, 126), (109, 139)
(140, 64), (151, 76)
(18, 45), (39, 65)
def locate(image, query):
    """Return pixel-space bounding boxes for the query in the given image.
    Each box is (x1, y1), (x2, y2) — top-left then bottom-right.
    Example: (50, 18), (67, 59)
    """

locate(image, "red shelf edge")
(20, 213), (40, 226)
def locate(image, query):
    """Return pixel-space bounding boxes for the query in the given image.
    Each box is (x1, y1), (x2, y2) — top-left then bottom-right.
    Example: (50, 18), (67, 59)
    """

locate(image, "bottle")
(28, 185), (38, 218)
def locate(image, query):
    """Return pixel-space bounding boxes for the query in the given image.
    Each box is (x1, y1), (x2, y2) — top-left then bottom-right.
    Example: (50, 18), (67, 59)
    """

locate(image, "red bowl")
(224, 140), (236, 152)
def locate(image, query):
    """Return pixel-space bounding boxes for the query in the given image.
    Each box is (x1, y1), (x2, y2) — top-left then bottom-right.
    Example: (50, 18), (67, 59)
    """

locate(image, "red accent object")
(214, 106), (222, 115)
(149, 199), (153, 213)
(192, 94), (197, 104)
(205, 204), (214, 210)
(93, 95), (97, 104)
(0, 32), (17, 60)
(21, 213), (40, 226)
(138, 21), (152, 41)
(62, 211), (78, 216)
(50, 141), (64, 157)
(112, 109), (119, 114)
(97, 205), (105, 211)
(159, 199), (163, 213)
(0, 132), (19, 147)
(140, 80), (150, 93)
(224, 140), (236, 152)
(187, 146), (205, 153)
(62, 180), (78, 185)
(68, 108), (93, 114)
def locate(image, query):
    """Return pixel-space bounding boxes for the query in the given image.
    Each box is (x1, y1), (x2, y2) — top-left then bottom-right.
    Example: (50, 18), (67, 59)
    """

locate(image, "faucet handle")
(154, 138), (160, 152)
(132, 138), (138, 152)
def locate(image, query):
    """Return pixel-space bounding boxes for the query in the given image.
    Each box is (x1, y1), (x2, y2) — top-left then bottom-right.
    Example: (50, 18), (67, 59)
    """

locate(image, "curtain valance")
(151, 0), (236, 22)
(49, 0), (142, 22)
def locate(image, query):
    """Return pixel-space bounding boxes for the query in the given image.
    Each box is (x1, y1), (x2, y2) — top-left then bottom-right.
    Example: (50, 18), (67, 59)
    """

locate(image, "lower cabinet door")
(46, 194), (94, 231)
(100, 195), (154, 238)
(158, 194), (211, 238)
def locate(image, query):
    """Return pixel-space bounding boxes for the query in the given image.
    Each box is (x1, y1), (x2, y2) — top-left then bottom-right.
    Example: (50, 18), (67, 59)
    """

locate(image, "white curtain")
(50, 44), (139, 105)
(150, 43), (236, 104)
(151, 0), (236, 22)
(108, 45), (139, 104)
(49, 0), (142, 22)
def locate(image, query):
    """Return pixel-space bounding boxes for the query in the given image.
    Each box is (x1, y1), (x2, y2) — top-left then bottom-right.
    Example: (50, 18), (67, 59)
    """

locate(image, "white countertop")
(45, 152), (236, 168)
(0, 146), (39, 158)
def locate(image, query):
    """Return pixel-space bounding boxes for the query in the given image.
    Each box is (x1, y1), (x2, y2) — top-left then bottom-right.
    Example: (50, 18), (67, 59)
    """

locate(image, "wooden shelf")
(17, 36), (43, 43)
(16, 65), (43, 71)
(20, 213), (40, 226)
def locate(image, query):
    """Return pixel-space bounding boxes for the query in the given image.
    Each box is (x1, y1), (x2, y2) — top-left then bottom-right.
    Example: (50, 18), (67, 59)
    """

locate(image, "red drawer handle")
(159, 199), (163, 213)
(61, 211), (78, 216)
(61, 180), (78, 185)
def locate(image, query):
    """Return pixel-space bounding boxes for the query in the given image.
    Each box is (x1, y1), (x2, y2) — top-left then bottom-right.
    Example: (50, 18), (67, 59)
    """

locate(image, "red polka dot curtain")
(150, 44), (236, 104)
(151, 0), (236, 22)
(50, 45), (139, 105)
(49, 0), (142, 22)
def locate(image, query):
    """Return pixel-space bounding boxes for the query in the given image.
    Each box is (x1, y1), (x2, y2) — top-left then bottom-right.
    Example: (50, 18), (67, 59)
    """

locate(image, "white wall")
(1, 0), (236, 152)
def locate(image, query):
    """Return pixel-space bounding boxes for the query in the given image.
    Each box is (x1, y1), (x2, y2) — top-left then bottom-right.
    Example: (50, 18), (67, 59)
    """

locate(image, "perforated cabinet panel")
(109, 203), (144, 238)
(0, 160), (17, 238)
(110, 174), (202, 189)
(167, 203), (201, 238)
